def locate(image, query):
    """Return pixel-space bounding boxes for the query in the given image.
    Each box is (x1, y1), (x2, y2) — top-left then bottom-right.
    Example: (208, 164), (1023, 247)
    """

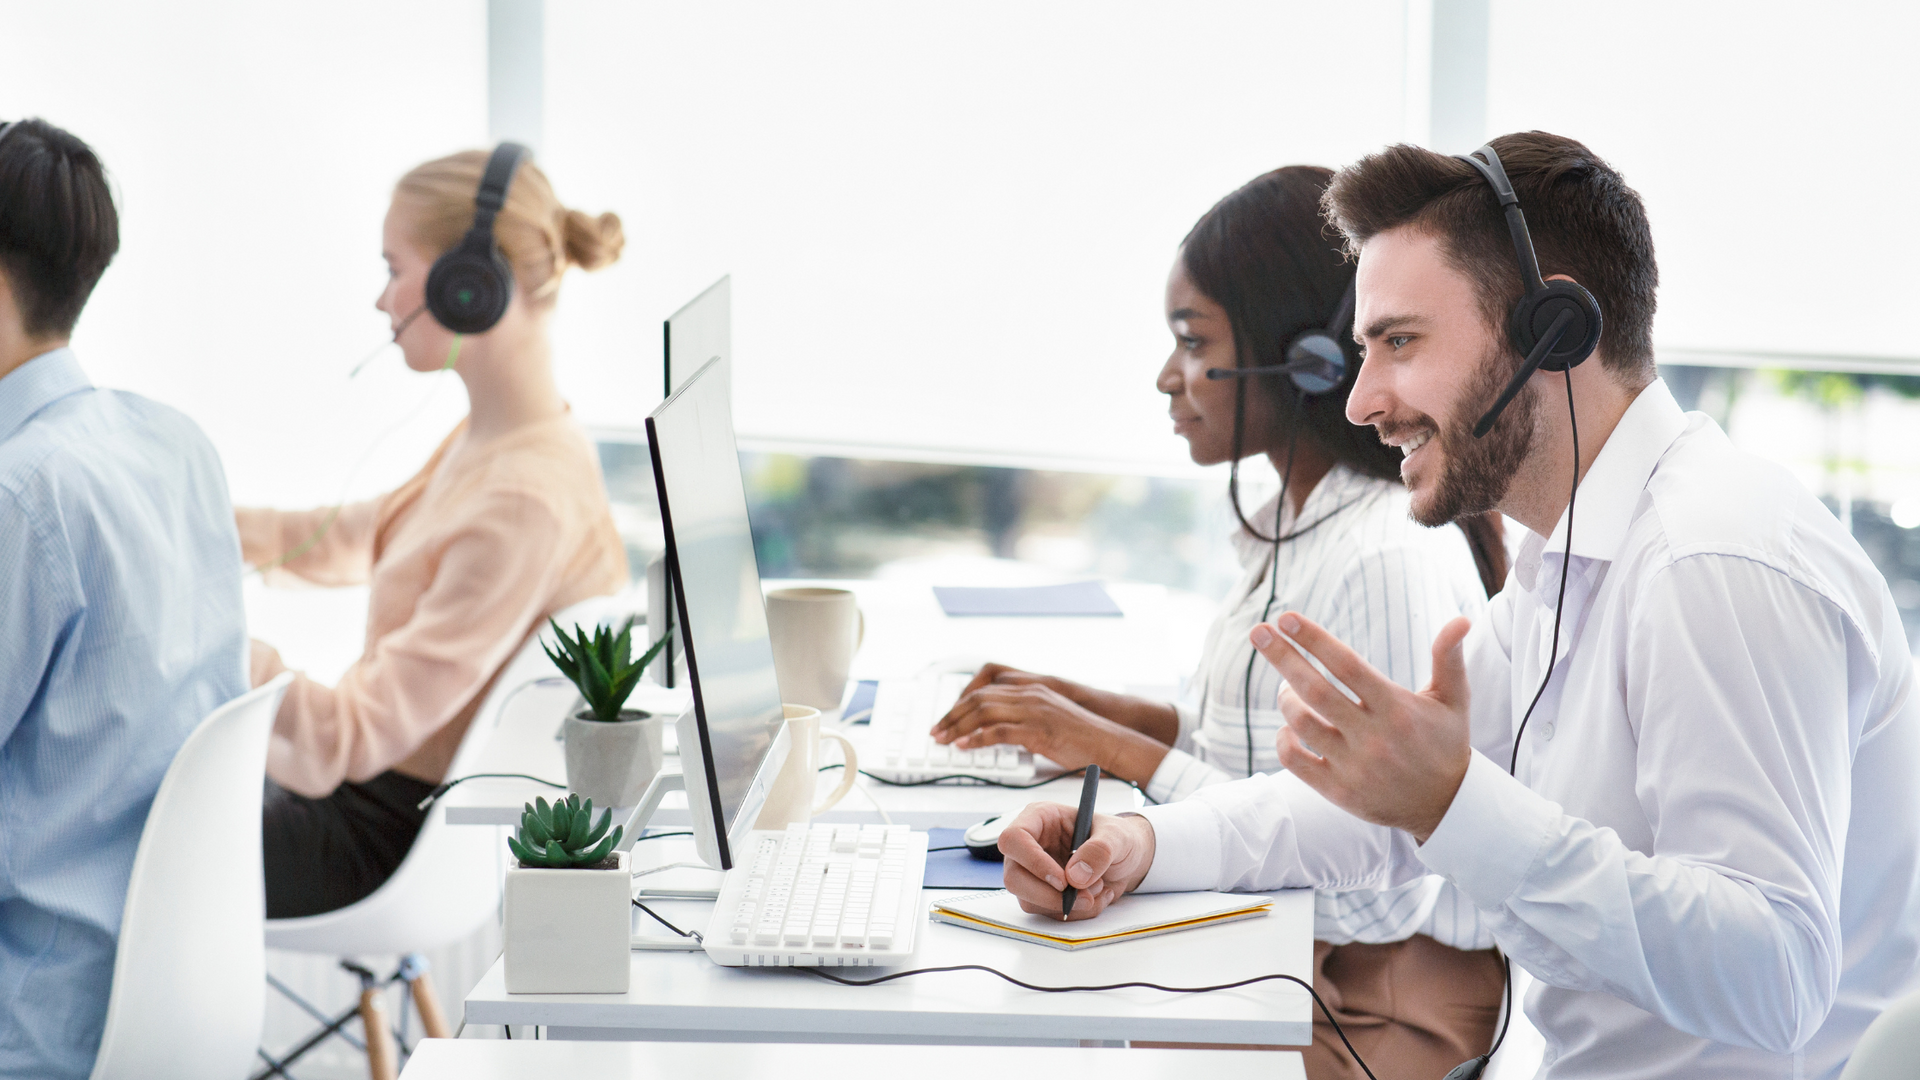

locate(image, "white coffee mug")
(765, 587), (865, 712)
(752, 704), (860, 831)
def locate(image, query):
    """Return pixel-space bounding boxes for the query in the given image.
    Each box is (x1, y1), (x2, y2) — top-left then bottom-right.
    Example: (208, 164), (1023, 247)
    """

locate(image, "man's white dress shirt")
(1147, 464), (1495, 950)
(1136, 380), (1920, 1079)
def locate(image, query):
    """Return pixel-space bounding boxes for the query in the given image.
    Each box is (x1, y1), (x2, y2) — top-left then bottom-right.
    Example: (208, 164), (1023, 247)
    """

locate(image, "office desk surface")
(464, 888), (1314, 1047)
(399, 1040), (1306, 1079)
(441, 578), (1212, 828)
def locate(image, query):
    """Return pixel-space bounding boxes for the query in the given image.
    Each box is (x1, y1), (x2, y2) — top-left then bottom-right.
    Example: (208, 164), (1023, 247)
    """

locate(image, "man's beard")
(1387, 344), (1539, 527)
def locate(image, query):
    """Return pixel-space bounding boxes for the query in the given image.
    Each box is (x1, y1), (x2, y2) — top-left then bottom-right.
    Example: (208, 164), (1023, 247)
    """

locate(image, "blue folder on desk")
(932, 581), (1122, 617)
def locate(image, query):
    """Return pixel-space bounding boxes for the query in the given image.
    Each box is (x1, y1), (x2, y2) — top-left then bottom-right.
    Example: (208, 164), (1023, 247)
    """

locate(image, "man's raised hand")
(1256, 612), (1474, 843)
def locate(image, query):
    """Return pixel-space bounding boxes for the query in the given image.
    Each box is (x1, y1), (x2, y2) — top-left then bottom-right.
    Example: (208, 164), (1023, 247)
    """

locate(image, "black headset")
(1205, 278), (1356, 395)
(423, 142), (532, 335)
(1455, 143), (1603, 437)
(1434, 141), (1599, 1080)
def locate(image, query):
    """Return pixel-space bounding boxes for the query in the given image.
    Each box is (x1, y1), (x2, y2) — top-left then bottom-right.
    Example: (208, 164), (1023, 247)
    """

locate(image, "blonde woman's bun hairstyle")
(394, 150), (624, 305)
(563, 208), (625, 271)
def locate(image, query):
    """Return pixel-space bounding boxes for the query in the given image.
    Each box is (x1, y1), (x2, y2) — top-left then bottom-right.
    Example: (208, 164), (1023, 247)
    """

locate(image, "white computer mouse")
(963, 815), (1010, 861)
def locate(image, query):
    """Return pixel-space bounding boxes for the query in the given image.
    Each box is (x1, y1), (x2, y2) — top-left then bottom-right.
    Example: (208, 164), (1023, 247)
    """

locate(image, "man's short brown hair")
(1322, 131), (1658, 383)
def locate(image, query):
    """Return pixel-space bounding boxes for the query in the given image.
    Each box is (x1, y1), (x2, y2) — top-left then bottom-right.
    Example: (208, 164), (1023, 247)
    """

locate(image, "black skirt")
(262, 770), (436, 919)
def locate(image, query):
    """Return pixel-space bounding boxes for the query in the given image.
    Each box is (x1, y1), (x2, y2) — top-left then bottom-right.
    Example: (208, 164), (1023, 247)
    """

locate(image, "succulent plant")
(542, 614), (672, 722)
(508, 794), (624, 868)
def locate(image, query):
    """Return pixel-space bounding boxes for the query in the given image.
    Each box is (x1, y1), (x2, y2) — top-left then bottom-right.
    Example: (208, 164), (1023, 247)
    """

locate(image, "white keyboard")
(702, 823), (928, 967)
(866, 673), (1037, 783)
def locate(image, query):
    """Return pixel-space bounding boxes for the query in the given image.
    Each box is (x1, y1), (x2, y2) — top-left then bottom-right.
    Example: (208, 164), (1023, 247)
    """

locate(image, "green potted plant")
(503, 795), (631, 993)
(544, 616), (673, 807)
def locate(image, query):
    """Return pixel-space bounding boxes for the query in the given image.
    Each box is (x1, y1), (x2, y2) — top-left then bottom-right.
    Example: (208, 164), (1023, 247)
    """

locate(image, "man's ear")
(0, 263), (26, 340)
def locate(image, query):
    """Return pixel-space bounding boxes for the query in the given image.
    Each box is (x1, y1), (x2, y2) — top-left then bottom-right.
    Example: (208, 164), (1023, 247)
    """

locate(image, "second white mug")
(765, 587), (865, 711)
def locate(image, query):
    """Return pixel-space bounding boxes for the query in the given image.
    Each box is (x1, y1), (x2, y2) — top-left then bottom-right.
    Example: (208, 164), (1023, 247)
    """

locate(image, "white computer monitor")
(663, 275), (730, 398)
(639, 356), (788, 871)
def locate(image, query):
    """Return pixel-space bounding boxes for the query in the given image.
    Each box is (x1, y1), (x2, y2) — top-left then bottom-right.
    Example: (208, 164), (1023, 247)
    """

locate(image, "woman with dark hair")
(930, 166), (1506, 1078)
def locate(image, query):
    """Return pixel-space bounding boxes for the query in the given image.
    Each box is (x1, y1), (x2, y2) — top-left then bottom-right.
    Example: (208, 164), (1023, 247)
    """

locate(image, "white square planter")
(503, 849), (631, 994)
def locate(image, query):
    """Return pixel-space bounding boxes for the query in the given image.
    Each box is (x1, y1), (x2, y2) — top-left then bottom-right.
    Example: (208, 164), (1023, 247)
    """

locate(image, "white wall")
(1486, 1), (1920, 365)
(541, 1), (1424, 474)
(0, 0), (489, 509)
(11, 2), (1917, 496)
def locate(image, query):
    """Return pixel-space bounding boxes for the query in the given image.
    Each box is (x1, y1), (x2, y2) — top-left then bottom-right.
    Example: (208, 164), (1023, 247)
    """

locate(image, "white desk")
(440, 578), (1214, 828)
(457, 576), (1312, 1049)
(463, 889), (1314, 1047)
(399, 1040), (1305, 1079)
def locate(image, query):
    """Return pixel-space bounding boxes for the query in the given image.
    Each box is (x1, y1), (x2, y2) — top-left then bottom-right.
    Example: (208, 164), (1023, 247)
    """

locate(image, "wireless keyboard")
(702, 823), (928, 967)
(866, 673), (1038, 784)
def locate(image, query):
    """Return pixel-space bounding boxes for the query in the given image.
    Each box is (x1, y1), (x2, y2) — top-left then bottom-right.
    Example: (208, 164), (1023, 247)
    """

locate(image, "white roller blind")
(0, 0), (489, 507)
(543, 1), (1420, 472)
(1485, 1), (1920, 366)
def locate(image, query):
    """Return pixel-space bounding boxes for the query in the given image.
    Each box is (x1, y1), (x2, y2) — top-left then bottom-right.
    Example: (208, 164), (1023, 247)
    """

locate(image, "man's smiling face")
(1345, 225), (1538, 526)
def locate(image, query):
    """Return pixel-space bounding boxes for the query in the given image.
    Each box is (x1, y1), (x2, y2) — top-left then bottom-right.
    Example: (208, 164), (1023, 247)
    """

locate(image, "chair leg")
(359, 986), (398, 1080)
(407, 969), (451, 1040)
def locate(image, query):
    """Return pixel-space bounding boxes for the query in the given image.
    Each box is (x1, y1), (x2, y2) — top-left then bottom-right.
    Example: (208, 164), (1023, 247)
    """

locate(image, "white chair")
(1839, 989), (1920, 1080)
(89, 673), (293, 1080)
(259, 595), (635, 1078)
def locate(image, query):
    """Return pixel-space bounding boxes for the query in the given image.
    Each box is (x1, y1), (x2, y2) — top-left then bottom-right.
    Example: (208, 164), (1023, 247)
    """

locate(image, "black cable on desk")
(801, 965), (1373, 1079)
(626, 901), (1376, 1080)
(415, 772), (566, 811)
(632, 899), (703, 944)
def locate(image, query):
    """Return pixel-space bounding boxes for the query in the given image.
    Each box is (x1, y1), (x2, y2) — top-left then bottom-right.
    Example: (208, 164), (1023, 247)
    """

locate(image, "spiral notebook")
(929, 889), (1272, 951)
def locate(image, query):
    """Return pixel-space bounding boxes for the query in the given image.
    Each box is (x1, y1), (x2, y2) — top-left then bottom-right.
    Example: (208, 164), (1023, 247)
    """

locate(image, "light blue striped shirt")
(0, 348), (247, 1080)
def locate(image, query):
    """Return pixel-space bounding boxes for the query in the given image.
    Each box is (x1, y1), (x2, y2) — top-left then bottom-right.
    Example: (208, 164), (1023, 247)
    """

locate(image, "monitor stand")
(618, 772), (723, 901)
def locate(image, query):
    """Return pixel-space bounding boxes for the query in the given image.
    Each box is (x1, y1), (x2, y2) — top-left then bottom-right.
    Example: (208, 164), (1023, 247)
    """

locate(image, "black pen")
(1061, 765), (1101, 918)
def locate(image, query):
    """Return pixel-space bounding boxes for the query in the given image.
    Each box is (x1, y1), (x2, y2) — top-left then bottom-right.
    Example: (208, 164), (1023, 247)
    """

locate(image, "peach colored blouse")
(239, 414), (627, 797)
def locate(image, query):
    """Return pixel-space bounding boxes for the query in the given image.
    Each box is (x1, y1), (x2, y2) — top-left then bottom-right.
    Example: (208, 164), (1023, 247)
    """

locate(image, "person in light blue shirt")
(0, 117), (247, 1080)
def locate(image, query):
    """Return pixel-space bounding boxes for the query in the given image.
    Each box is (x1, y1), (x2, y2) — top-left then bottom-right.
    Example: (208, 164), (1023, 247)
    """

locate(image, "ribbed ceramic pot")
(562, 709), (665, 807)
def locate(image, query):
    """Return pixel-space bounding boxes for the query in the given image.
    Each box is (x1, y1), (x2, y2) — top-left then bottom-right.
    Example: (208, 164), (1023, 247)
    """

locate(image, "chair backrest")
(1839, 989), (1920, 1080)
(90, 674), (291, 1080)
(264, 594), (637, 956)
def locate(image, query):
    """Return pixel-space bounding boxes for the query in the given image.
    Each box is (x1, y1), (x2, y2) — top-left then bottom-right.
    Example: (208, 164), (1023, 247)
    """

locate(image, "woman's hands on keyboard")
(929, 666), (1180, 784)
(998, 804), (1156, 921)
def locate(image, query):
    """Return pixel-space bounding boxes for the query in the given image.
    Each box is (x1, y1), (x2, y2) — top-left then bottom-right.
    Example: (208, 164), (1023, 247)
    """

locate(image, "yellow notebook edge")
(929, 902), (1273, 950)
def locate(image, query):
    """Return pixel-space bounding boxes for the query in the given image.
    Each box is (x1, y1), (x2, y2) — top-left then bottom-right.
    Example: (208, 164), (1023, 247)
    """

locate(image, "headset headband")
(1457, 145), (1548, 295)
(473, 142), (529, 229)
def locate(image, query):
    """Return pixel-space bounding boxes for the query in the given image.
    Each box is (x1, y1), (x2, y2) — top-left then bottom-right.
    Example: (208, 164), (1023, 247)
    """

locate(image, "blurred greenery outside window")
(594, 363), (1920, 657)
(593, 433), (1250, 604)
(1662, 362), (1920, 651)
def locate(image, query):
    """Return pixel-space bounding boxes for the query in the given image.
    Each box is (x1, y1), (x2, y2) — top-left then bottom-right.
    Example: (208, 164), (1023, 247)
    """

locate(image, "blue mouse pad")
(923, 828), (1007, 890)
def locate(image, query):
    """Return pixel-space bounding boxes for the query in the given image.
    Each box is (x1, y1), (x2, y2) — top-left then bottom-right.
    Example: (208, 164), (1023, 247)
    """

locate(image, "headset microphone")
(348, 304), (433, 379)
(1472, 307), (1573, 437)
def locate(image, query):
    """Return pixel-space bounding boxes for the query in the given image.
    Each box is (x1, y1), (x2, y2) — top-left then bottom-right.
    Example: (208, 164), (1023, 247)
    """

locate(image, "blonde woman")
(240, 148), (628, 917)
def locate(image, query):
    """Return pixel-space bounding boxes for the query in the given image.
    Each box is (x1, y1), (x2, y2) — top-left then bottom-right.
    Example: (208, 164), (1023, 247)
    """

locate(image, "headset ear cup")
(1509, 281), (1602, 372)
(1283, 331), (1348, 395)
(425, 229), (515, 335)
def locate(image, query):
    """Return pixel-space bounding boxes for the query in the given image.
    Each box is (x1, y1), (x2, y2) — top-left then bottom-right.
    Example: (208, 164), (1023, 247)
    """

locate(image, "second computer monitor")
(663, 274), (730, 399)
(645, 355), (787, 871)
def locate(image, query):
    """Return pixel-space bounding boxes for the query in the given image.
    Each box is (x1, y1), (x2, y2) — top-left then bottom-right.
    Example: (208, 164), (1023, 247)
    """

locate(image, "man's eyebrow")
(1167, 307), (1213, 323)
(1358, 312), (1428, 341)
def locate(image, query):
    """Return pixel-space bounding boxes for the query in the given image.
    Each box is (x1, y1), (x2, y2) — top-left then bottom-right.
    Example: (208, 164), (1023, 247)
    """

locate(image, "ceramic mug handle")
(813, 731), (860, 814)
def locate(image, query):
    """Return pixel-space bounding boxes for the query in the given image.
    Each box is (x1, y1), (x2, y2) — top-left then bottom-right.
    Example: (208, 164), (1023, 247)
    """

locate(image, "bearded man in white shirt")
(998, 131), (1920, 1080)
